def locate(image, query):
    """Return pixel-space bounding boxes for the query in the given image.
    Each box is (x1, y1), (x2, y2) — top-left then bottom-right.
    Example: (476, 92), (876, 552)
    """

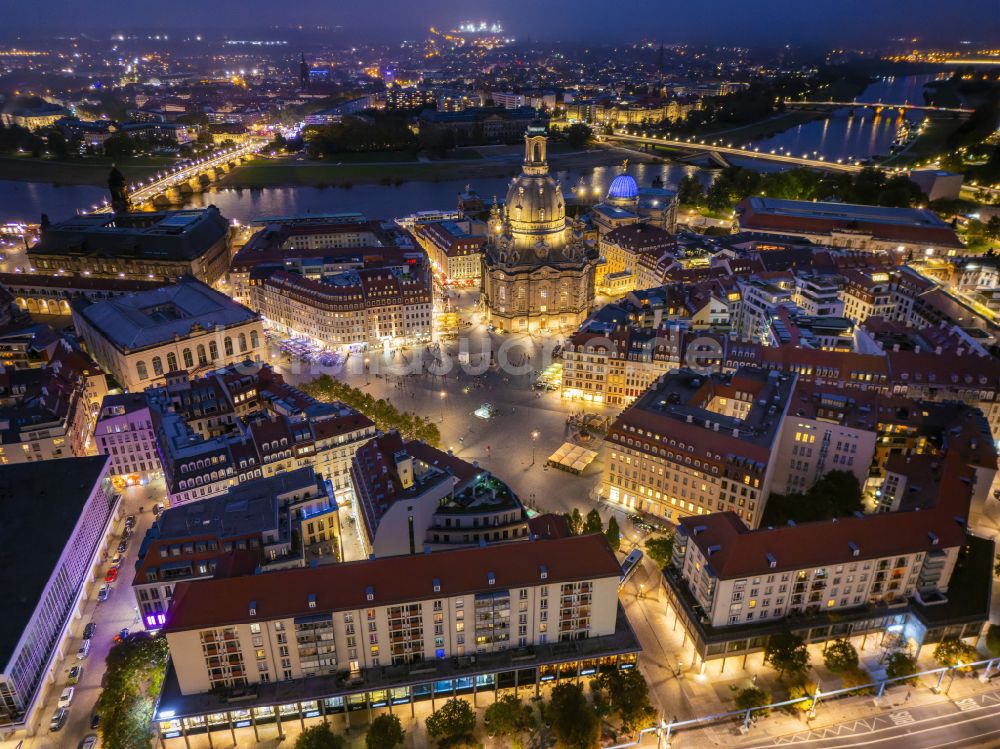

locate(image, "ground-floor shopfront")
(156, 650), (639, 746)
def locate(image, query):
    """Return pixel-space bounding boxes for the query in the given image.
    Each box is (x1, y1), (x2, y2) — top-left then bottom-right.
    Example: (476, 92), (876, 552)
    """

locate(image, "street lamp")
(531, 430), (539, 466)
(439, 390), (446, 422)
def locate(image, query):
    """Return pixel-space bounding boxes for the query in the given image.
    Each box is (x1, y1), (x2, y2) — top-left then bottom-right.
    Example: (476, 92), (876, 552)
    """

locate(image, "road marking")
(747, 701), (1000, 748)
(954, 698), (979, 712)
(889, 710), (915, 725)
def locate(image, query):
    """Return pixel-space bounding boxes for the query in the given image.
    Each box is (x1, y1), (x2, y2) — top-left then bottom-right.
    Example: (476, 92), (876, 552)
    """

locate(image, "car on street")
(111, 552), (122, 566)
(104, 568), (118, 583)
(97, 585), (111, 602)
(125, 514), (136, 527)
(50, 707), (68, 732)
(90, 713), (101, 730)
(117, 540), (128, 554)
(57, 687), (75, 708)
(80, 734), (99, 749)
(83, 622), (96, 639)
(77, 640), (91, 659)
(67, 665), (82, 685)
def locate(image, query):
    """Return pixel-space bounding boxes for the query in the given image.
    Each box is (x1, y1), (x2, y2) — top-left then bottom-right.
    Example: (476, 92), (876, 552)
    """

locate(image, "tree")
(596, 668), (656, 733)
(294, 724), (347, 749)
(764, 632), (809, 681)
(605, 516), (621, 551)
(97, 634), (169, 749)
(732, 685), (770, 714)
(547, 683), (599, 749)
(677, 174), (703, 206)
(933, 638), (980, 670)
(761, 471), (862, 527)
(483, 694), (536, 739)
(787, 681), (818, 713)
(644, 534), (675, 567)
(987, 624), (1000, 657)
(885, 651), (919, 683)
(582, 509), (603, 535)
(823, 639), (859, 674)
(565, 508), (584, 536)
(564, 123), (593, 150)
(425, 697), (476, 743)
(366, 714), (405, 749)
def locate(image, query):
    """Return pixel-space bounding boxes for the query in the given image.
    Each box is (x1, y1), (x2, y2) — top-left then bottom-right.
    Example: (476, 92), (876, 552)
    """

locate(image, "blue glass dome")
(607, 173), (639, 200)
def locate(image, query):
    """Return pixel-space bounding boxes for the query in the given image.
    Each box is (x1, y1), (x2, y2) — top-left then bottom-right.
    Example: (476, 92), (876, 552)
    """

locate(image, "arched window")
(238, 333), (247, 353)
(152, 356), (163, 376)
(197, 344), (207, 365)
(166, 352), (178, 372)
(224, 337), (234, 356)
(182, 348), (194, 369)
(136, 360), (148, 380)
(209, 341), (219, 360)
(250, 330), (259, 350)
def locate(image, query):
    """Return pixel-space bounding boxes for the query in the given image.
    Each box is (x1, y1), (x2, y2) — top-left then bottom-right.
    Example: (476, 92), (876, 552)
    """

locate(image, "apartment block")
(154, 534), (639, 742)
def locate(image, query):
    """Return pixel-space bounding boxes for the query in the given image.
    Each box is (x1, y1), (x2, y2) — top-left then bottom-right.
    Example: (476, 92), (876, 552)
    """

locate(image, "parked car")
(50, 708), (68, 732)
(104, 567), (118, 583)
(83, 622), (96, 639)
(97, 585), (111, 602)
(67, 665), (82, 685)
(117, 540), (128, 554)
(125, 514), (136, 527)
(80, 734), (99, 749)
(110, 553), (122, 566)
(57, 687), (75, 708)
(90, 713), (101, 730)
(77, 640), (91, 659)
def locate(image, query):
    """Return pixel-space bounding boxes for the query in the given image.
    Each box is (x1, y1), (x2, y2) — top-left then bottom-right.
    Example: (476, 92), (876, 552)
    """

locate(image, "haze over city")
(0, 4), (999, 749)
(0, 0), (998, 44)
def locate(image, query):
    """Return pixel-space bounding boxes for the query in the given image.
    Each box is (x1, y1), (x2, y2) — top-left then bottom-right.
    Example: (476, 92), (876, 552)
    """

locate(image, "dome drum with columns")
(481, 123), (598, 333)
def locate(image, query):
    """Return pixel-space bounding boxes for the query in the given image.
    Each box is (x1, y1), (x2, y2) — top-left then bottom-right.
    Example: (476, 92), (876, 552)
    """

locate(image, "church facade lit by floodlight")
(480, 123), (598, 332)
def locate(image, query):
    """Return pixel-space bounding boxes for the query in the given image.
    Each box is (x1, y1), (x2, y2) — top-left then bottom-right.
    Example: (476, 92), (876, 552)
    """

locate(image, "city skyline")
(0, 0), (998, 45)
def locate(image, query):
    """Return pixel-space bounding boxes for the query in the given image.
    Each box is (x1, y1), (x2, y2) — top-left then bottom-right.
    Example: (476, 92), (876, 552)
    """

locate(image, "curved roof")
(607, 173), (639, 200)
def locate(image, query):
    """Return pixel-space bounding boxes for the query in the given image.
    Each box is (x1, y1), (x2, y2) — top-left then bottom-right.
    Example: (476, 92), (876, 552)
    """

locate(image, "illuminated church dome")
(607, 173), (639, 201)
(501, 123), (568, 252)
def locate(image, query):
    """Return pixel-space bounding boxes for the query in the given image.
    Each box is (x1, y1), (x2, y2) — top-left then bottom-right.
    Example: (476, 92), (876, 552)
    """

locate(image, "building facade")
(480, 124), (598, 332)
(72, 277), (266, 392)
(0, 457), (118, 733)
(30, 207), (233, 285)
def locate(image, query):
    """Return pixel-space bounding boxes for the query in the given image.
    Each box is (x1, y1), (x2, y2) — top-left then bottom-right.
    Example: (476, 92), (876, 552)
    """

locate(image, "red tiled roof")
(164, 533), (621, 632)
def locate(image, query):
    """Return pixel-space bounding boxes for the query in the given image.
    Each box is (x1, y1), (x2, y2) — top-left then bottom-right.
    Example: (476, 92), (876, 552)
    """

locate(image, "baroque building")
(480, 123), (598, 332)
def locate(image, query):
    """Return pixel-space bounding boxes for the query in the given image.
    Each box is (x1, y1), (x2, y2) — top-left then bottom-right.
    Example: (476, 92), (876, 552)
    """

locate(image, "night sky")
(0, 0), (997, 45)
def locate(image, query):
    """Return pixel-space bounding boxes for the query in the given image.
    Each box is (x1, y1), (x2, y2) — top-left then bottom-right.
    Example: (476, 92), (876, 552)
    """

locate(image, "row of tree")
(677, 166), (926, 215)
(304, 115), (417, 159)
(563, 507), (622, 551)
(300, 374), (441, 446)
(294, 673), (655, 749)
(734, 632), (981, 717)
(96, 634), (170, 749)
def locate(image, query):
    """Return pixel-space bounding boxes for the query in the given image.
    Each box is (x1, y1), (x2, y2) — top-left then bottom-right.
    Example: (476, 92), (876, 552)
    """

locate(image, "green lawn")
(880, 114), (966, 167)
(0, 154), (181, 185)
(322, 151), (418, 163)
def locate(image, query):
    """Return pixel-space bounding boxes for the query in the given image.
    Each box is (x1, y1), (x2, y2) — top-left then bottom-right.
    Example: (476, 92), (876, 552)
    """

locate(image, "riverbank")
(218, 147), (649, 188)
(0, 155), (179, 185)
(698, 110), (825, 143)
